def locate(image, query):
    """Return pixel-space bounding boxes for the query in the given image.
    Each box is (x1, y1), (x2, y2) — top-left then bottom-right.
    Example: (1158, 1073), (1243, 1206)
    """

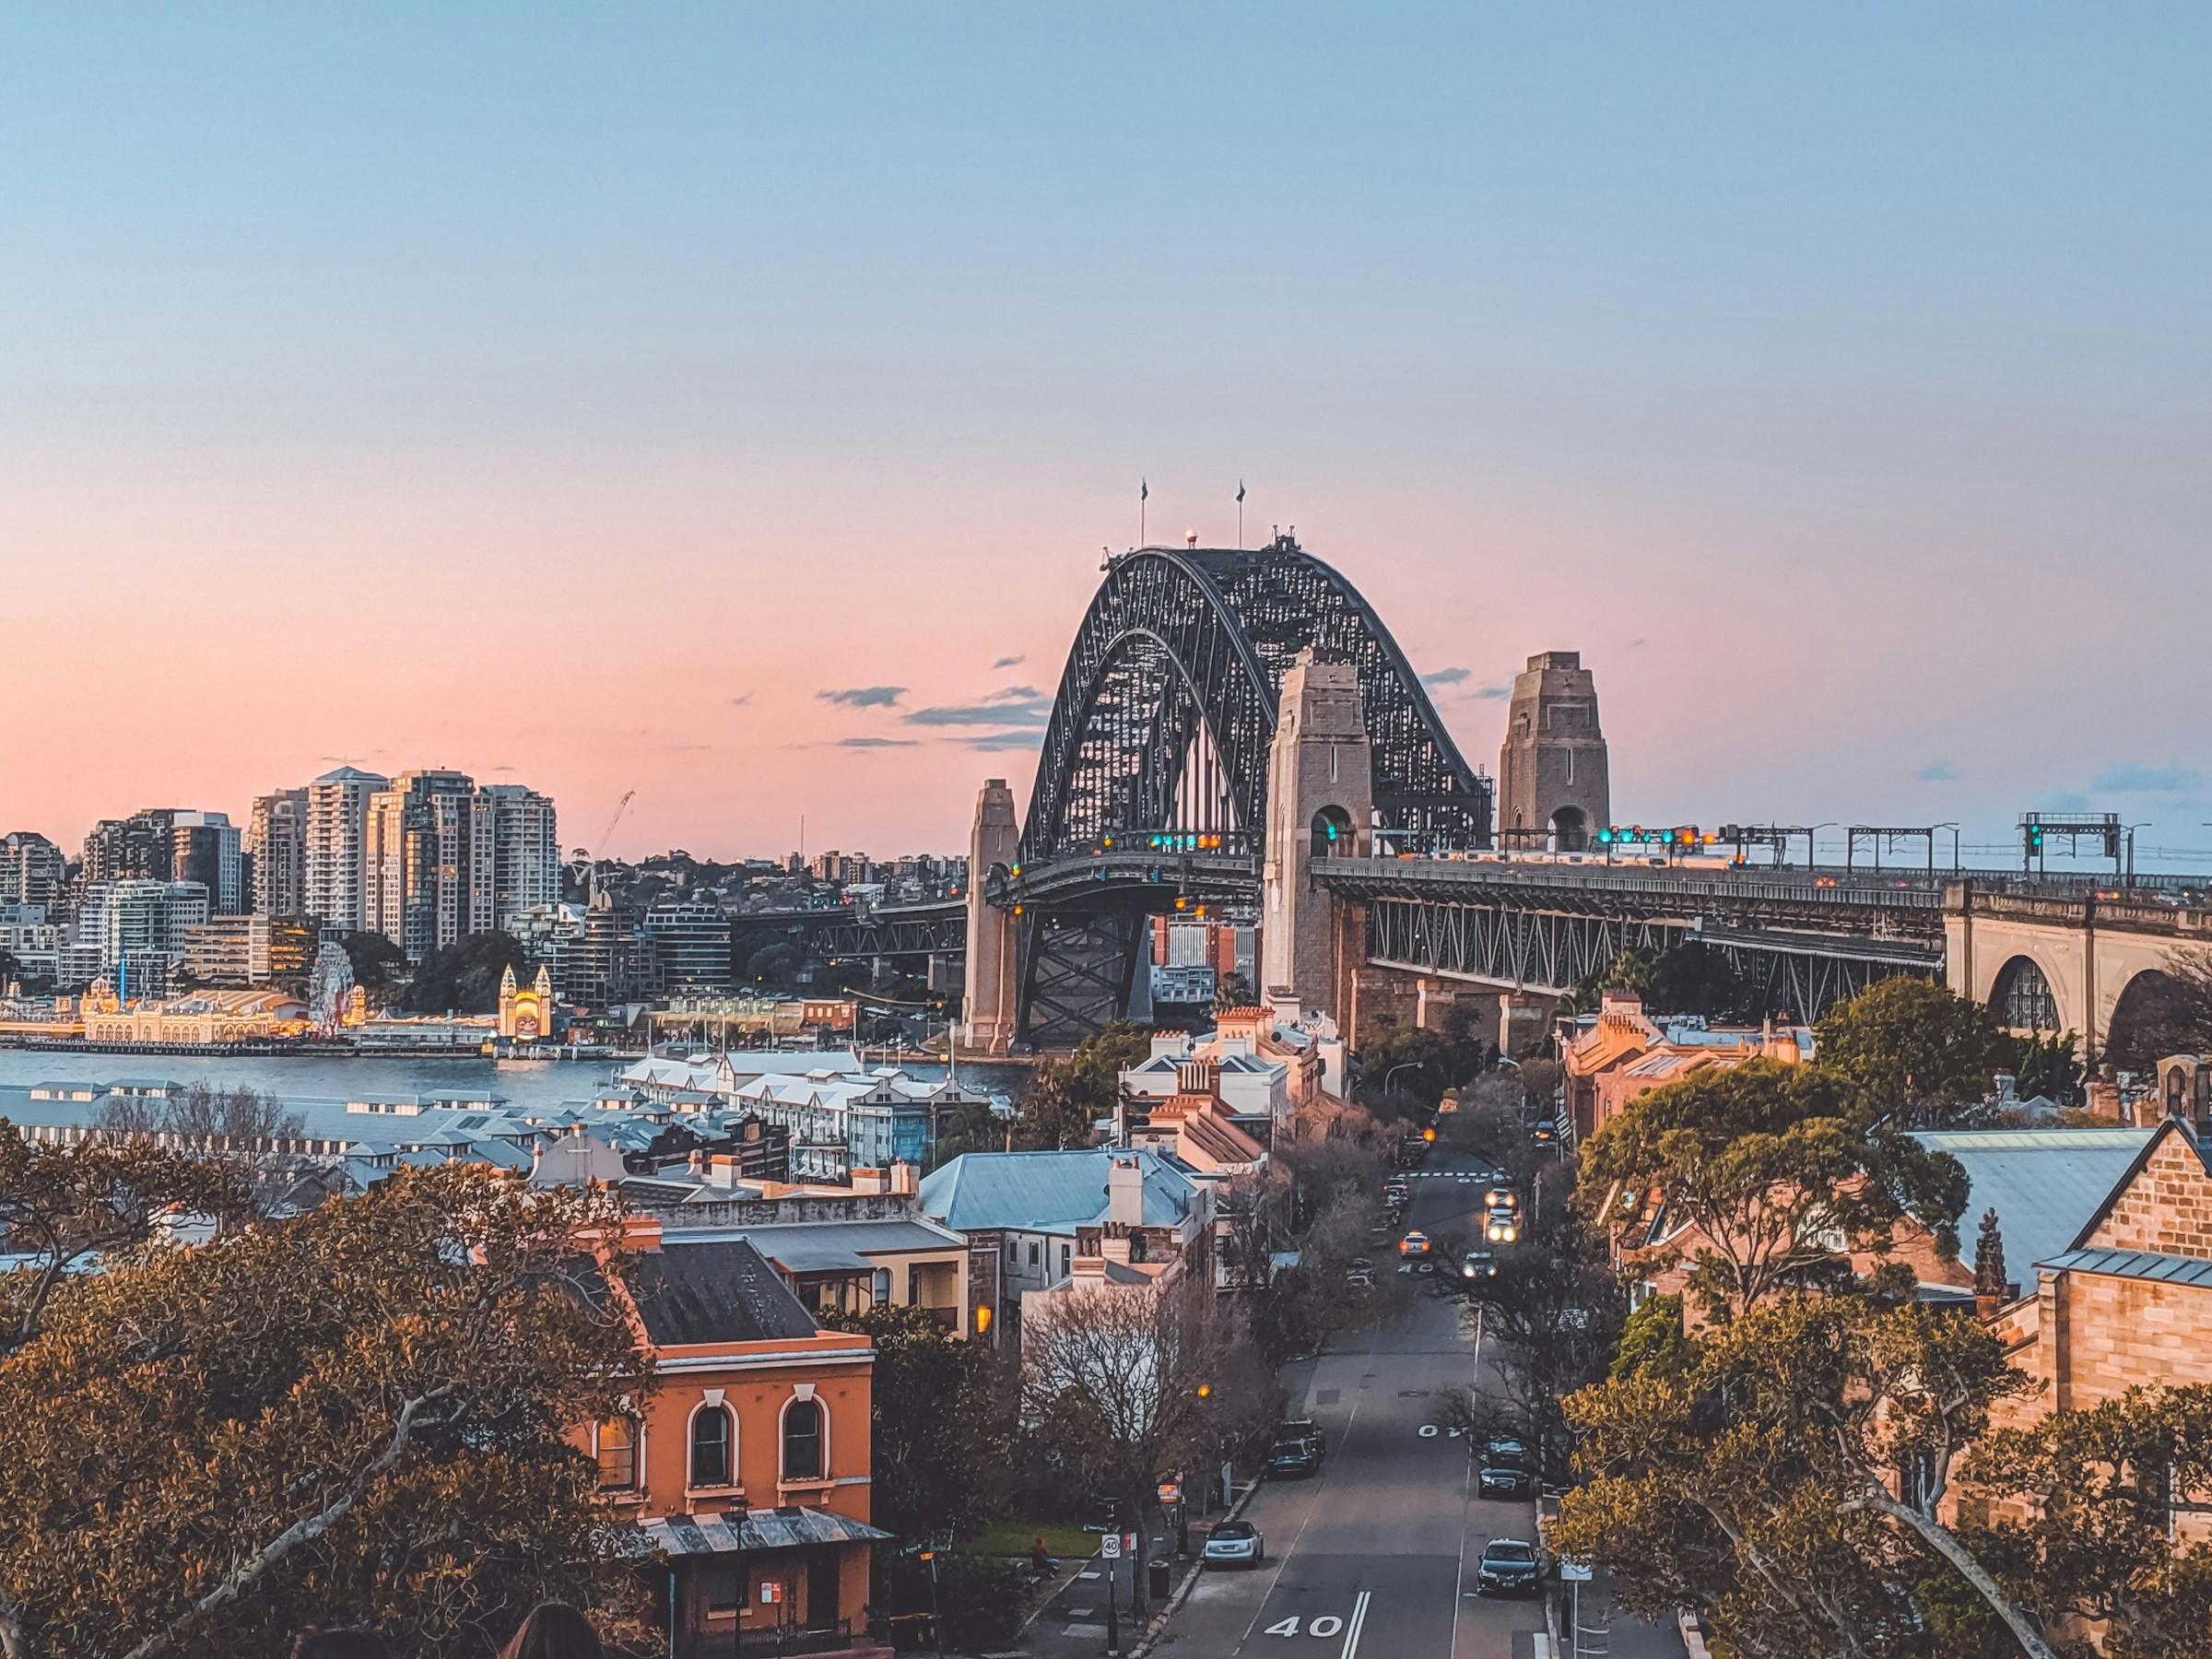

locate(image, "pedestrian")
(1030, 1535), (1053, 1580)
(500, 1601), (605, 1659)
(289, 1632), (391, 1659)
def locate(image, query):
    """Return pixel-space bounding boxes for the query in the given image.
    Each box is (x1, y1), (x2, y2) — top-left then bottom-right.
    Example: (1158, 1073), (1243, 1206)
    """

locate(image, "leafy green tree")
(1813, 977), (2017, 1127)
(1067, 1021), (1155, 1104)
(1009, 1060), (1101, 1150)
(1553, 1297), (2056, 1659)
(930, 1094), (1007, 1165)
(1578, 1059), (1967, 1319)
(1210, 971), (1255, 1013)
(842, 1304), (1003, 1540)
(338, 930), (408, 1001)
(0, 1165), (651, 1659)
(1609, 1292), (1695, 1383)
(1960, 1384), (2212, 1657)
(2011, 1030), (2086, 1109)
(397, 930), (534, 1015)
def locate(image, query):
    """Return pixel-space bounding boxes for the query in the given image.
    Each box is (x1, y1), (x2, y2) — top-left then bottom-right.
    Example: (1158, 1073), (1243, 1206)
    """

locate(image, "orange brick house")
(1560, 993), (1808, 1141)
(582, 1221), (892, 1657)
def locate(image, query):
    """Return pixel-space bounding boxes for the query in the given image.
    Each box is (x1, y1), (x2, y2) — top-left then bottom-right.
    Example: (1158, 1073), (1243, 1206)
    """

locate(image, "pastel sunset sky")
(4, 6), (2206, 867)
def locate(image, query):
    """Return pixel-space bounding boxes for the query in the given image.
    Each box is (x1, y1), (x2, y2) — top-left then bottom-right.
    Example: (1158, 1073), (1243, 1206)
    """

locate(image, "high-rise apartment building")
(76, 878), (208, 998)
(639, 896), (733, 988)
(480, 784), (560, 925)
(171, 812), (243, 914)
(0, 831), (65, 912)
(305, 767), (388, 933)
(81, 809), (178, 887)
(248, 789), (309, 917)
(363, 773), (560, 960)
(366, 770), (477, 960)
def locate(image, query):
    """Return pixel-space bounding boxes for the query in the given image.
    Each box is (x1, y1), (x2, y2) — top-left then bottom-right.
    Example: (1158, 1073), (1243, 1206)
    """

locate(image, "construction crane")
(589, 790), (636, 901)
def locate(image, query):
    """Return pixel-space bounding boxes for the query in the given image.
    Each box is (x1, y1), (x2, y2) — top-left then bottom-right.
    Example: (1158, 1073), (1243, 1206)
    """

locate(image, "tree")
(398, 931), (533, 1015)
(2011, 1031), (2086, 1110)
(1961, 1384), (2212, 1655)
(1814, 977), (2017, 1128)
(1066, 1021), (1155, 1106)
(338, 931), (408, 1002)
(0, 1126), (252, 1360)
(1020, 1277), (1273, 1616)
(1210, 971), (1255, 1013)
(1445, 1232), (1625, 1483)
(1578, 1060), (1967, 1319)
(1609, 1292), (1695, 1383)
(1010, 1060), (1100, 1150)
(841, 1304), (1003, 1540)
(1552, 1297), (2056, 1659)
(0, 1165), (652, 1659)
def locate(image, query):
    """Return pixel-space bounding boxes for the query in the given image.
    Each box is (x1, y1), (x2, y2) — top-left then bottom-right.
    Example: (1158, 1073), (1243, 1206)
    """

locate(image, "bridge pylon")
(961, 778), (1019, 1055)
(1262, 649), (1373, 1026)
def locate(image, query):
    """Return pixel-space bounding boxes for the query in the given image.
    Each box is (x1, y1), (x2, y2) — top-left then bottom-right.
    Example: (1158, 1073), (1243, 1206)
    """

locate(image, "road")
(1151, 1149), (1552, 1659)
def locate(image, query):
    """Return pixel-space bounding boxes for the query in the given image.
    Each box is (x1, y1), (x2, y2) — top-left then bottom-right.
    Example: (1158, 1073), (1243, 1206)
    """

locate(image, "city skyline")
(4, 7), (2206, 863)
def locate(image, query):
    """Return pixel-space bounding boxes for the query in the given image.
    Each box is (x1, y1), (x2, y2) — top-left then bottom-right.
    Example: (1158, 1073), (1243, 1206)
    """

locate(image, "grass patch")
(959, 1521), (1097, 1559)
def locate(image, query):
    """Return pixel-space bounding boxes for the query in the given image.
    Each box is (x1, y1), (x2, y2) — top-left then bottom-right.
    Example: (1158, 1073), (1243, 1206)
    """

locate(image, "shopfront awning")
(637, 1506), (893, 1558)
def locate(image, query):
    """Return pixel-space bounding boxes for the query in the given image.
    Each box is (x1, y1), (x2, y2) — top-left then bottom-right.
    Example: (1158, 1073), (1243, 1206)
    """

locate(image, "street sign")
(1559, 1560), (1593, 1582)
(1100, 1535), (1122, 1559)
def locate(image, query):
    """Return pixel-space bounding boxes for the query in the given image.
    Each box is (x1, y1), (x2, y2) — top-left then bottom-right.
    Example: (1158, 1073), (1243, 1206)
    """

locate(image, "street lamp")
(1382, 1060), (1424, 1099)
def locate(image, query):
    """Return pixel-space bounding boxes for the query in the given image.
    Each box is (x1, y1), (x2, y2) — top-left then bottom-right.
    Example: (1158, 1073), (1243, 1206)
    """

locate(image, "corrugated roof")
(624, 1238), (823, 1347)
(2042, 1246), (2212, 1288)
(1910, 1126), (2154, 1277)
(669, 1218), (966, 1271)
(638, 1505), (893, 1558)
(919, 1148), (1198, 1234)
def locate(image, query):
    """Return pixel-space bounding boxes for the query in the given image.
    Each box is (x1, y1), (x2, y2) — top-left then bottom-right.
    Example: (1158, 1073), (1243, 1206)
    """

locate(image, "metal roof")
(667, 1218), (967, 1276)
(2041, 1246), (2212, 1288)
(919, 1148), (1199, 1235)
(1909, 1127), (2154, 1277)
(636, 1505), (893, 1558)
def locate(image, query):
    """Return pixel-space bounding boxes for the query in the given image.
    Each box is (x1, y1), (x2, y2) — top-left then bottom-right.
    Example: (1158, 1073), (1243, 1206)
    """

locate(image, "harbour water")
(0, 1047), (1034, 1118)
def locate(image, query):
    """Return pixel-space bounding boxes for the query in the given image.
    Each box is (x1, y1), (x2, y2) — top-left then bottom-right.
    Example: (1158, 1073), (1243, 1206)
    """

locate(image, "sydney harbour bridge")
(742, 533), (2210, 1060)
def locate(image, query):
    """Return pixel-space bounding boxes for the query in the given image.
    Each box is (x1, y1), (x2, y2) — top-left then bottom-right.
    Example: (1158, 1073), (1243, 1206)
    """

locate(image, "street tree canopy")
(1554, 1296), (2055, 1659)
(1813, 977), (2017, 1127)
(0, 1163), (651, 1659)
(1578, 1060), (1967, 1319)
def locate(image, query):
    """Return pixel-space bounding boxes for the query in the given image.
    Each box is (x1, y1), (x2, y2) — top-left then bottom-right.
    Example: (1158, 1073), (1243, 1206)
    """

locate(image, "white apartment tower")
(248, 789), (310, 917)
(305, 767), (388, 933)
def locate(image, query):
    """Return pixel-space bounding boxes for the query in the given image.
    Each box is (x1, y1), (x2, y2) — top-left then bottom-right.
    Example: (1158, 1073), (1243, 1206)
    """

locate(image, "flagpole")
(1237, 480), (1245, 549)
(1139, 477), (1147, 547)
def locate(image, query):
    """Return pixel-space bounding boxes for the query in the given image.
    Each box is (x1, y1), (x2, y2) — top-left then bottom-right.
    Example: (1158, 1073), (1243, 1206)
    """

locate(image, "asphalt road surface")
(1150, 1149), (1553, 1659)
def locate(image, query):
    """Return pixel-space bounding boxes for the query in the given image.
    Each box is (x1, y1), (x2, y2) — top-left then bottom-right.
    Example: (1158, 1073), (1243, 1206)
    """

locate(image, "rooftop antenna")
(1139, 477), (1148, 547)
(1236, 480), (1246, 549)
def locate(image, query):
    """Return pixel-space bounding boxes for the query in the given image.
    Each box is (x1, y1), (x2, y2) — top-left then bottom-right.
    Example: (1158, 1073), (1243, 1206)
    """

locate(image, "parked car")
(1275, 1419), (1328, 1458)
(1486, 1435), (1533, 1471)
(1476, 1538), (1543, 1596)
(1202, 1520), (1265, 1568)
(1266, 1438), (1321, 1478)
(1477, 1462), (1534, 1500)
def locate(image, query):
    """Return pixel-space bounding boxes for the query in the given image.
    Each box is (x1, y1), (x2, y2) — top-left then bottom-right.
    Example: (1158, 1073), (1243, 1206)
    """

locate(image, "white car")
(1202, 1520), (1265, 1568)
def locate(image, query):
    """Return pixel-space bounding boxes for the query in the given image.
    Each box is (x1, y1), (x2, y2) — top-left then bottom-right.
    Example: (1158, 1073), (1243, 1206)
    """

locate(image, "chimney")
(1176, 1057), (1220, 1099)
(705, 1155), (738, 1189)
(889, 1159), (917, 1195)
(852, 1167), (887, 1194)
(1994, 1072), (2018, 1106)
(1107, 1156), (1145, 1228)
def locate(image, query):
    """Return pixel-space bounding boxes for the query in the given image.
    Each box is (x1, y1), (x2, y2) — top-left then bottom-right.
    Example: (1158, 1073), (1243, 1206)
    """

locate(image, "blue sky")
(2, 6), (2206, 865)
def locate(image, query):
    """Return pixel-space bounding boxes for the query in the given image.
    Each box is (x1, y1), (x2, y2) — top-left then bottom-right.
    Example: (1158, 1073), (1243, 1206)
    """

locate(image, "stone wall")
(2082, 1134), (2212, 1256)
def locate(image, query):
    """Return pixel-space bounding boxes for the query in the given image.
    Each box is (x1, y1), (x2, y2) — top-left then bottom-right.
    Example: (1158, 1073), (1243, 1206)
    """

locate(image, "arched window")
(1311, 806), (1354, 860)
(689, 1403), (734, 1488)
(782, 1397), (824, 1482)
(596, 1416), (639, 1490)
(1550, 806), (1588, 853)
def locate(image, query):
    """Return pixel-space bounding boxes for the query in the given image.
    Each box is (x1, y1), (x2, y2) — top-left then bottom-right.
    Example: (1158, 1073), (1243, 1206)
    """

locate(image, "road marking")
(1339, 1590), (1371, 1659)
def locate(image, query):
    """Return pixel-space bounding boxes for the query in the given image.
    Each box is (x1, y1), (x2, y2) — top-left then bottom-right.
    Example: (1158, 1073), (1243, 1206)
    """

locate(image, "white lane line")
(1340, 1589), (1371, 1659)
(1448, 1301), (1486, 1659)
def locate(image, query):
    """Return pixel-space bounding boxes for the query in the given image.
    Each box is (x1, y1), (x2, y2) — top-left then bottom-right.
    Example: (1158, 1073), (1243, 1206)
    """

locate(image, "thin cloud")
(1421, 667), (1471, 688)
(818, 686), (906, 709)
(2091, 762), (2205, 794)
(840, 736), (919, 748)
(908, 700), (1052, 728)
(968, 730), (1048, 752)
(991, 685), (1041, 701)
(1472, 684), (1511, 700)
(1916, 760), (1959, 782)
(992, 654), (1026, 670)
(728, 691), (755, 708)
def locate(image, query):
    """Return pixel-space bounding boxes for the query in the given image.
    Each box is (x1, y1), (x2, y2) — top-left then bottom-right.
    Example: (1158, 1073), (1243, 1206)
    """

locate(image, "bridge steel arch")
(1006, 535), (1492, 1046)
(1022, 535), (1490, 861)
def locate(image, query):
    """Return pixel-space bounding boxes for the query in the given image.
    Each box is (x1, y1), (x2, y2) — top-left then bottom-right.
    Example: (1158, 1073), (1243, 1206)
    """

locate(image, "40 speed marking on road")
(1261, 1591), (1373, 1654)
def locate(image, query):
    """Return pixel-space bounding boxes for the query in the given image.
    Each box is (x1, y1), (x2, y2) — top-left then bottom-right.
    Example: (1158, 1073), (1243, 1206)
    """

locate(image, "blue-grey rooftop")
(919, 1147), (1198, 1234)
(1909, 1126), (2155, 1278)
